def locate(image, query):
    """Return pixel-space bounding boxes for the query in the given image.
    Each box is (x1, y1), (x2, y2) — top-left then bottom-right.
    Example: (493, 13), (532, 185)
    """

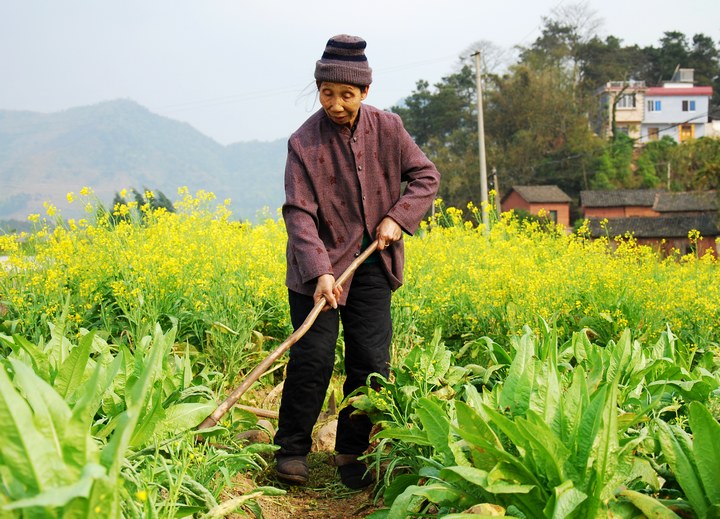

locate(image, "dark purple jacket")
(282, 104), (440, 304)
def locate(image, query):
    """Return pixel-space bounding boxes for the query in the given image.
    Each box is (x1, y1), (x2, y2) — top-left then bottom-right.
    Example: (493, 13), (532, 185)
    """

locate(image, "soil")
(226, 452), (382, 519)
(217, 378), (381, 517)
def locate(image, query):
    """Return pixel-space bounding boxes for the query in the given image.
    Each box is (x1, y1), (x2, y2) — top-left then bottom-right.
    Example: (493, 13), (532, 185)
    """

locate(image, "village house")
(594, 68), (714, 144)
(581, 189), (719, 256)
(500, 185), (572, 227)
(594, 80), (647, 141)
(580, 189), (662, 218)
(641, 68), (713, 143)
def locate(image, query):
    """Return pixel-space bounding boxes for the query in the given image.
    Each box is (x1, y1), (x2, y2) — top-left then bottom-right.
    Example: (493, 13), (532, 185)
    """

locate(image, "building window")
(549, 210), (558, 223)
(648, 128), (660, 141)
(616, 93), (636, 109)
(647, 100), (661, 112)
(682, 100), (696, 112)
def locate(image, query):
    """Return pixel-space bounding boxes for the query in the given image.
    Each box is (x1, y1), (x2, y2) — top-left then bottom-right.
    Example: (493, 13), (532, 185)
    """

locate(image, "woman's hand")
(314, 273), (342, 310)
(376, 217), (402, 250)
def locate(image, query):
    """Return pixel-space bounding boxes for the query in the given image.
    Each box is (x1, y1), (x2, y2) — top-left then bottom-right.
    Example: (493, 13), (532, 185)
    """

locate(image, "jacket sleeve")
(385, 118), (440, 235)
(282, 138), (334, 284)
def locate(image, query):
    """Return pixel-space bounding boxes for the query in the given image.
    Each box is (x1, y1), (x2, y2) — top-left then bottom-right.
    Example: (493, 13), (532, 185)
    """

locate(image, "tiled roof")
(653, 191), (718, 212)
(588, 215), (719, 238)
(580, 189), (663, 208)
(505, 185), (572, 203)
(645, 86), (713, 97)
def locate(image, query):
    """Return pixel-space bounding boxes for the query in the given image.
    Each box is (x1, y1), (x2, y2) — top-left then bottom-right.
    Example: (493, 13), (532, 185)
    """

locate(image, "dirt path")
(229, 452), (382, 518)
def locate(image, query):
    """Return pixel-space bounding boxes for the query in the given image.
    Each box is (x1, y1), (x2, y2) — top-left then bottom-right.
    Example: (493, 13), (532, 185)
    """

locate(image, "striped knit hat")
(314, 34), (373, 86)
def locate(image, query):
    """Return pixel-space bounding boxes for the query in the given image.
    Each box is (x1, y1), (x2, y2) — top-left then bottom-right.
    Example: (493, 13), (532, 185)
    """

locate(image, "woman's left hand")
(375, 217), (402, 250)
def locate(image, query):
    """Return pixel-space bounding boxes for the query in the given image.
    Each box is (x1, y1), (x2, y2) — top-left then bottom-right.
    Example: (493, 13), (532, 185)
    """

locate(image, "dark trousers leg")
(274, 264), (392, 457)
(336, 263), (392, 455)
(274, 290), (338, 456)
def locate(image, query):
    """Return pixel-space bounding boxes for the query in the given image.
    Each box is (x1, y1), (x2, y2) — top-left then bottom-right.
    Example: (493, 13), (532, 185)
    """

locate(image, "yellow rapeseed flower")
(43, 202), (57, 217)
(5, 193), (719, 360)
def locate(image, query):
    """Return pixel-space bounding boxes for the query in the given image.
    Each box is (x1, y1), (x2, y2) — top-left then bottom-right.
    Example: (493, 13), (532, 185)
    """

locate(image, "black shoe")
(276, 455), (309, 485)
(335, 454), (373, 489)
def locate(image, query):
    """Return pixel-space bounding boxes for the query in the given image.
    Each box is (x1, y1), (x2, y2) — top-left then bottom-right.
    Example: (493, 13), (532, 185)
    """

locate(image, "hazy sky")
(2, 0), (719, 144)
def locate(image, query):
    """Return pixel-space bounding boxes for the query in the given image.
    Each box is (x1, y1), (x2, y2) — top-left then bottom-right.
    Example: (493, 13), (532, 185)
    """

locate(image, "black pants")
(274, 262), (392, 457)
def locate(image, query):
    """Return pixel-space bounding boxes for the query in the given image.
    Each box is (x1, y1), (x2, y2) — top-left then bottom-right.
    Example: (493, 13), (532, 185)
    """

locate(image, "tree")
(391, 66), (476, 149)
(609, 133), (634, 186)
(638, 137), (676, 189)
(635, 153), (660, 188)
(587, 133), (634, 189)
(641, 31), (691, 84)
(638, 31), (720, 106)
(668, 138), (720, 190)
(485, 64), (602, 199)
(391, 66), (480, 208)
(591, 151), (615, 189)
(688, 33), (720, 106)
(518, 2), (603, 89)
(577, 36), (646, 95)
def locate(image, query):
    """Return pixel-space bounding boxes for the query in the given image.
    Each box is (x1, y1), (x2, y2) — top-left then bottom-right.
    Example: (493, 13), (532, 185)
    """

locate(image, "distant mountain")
(0, 99), (287, 223)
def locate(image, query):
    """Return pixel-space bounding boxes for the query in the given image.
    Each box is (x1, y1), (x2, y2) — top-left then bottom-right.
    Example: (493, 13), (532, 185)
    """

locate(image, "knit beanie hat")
(314, 34), (373, 86)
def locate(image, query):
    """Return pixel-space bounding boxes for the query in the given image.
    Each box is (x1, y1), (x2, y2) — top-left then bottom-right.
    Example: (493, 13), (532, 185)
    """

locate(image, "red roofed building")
(501, 185), (572, 227)
(641, 69), (713, 143)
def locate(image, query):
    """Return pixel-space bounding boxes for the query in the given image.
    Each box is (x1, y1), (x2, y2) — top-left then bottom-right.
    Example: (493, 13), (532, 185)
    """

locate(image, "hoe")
(197, 240), (379, 430)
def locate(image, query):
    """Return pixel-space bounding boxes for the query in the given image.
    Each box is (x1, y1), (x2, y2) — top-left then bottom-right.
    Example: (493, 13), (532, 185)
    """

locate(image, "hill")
(0, 99), (287, 224)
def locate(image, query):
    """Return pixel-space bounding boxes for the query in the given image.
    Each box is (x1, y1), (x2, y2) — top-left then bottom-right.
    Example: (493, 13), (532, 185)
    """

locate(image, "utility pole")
(473, 51), (489, 228)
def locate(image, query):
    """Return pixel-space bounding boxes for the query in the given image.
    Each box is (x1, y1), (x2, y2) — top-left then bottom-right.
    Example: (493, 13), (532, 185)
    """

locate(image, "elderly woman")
(274, 34), (440, 488)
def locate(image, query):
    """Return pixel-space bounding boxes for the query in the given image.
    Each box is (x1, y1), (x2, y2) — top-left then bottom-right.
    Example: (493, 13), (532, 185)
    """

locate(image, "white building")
(640, 69), (713, 143)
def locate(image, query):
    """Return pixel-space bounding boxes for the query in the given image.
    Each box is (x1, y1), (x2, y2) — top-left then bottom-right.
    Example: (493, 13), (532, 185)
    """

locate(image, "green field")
(1, 189), (719, 518)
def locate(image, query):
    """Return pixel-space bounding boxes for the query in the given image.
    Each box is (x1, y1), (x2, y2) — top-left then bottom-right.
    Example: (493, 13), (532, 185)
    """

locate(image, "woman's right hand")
(314, 273), (341, 310)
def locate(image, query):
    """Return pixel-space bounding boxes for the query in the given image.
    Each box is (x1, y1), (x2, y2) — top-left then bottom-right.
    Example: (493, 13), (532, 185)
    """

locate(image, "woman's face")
(319, 82), (369, 128)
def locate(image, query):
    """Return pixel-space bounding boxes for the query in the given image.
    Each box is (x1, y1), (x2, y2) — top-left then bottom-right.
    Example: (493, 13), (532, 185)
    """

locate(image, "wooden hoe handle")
(197, 240), (379, 431)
